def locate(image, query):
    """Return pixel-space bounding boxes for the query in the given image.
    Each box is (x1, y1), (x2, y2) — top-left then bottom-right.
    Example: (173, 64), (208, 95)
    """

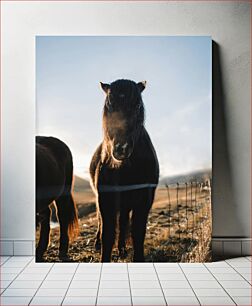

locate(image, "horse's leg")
(36, 206), (51, 261)
(95, 211), (102, 251)
(118, 208), (130, 259)
(56, 196), (71, 261)
(98, 193), (117, 262)
(131, 189), (154, 262)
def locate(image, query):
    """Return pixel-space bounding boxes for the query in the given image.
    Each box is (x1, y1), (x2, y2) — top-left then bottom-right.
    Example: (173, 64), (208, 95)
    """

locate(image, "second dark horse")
(90, 79), (159, 262)
(36, 136), (79, 261)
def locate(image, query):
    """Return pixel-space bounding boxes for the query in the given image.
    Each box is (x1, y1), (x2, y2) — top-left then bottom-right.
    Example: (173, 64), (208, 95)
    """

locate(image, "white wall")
(1, 2), (250, 244)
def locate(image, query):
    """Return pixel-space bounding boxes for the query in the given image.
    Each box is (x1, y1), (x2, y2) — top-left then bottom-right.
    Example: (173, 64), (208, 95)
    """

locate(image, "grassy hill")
(159, 169), (212, 186)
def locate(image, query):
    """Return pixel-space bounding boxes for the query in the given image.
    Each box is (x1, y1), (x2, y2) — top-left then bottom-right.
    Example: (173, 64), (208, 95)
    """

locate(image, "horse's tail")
(64, 150), (79, 241)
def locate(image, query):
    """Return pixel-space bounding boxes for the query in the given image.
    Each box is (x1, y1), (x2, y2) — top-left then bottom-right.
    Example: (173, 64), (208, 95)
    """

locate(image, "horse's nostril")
(115, 143), (128, 155)
(122, 142), (128, 151)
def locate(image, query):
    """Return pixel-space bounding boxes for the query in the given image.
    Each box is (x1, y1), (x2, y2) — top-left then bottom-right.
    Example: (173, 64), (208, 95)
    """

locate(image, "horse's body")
(90, 79), (159, 262)
(36, 136), (78, 261)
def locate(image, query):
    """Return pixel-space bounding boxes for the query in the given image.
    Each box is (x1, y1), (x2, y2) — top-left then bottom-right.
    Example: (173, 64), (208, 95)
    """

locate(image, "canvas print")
(36, 36), (212, 262)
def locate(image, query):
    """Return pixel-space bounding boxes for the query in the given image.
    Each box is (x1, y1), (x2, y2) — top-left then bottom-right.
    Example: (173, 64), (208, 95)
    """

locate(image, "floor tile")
(130, 280), (160, 289)
(194, 288), (228, 296)
(129, 273), (158, 281)
(40, 280), (71, 288)
(185, 273), (215, 281)
(66, 288), (98, 296)
(226, 257), (250, 263)
(1, 274), (17, 281)
(219, 280), (252, 288)
(62, 296), (96, 305)
(228, 261), (252, 268)
(207, 267), (236, 274)
(165, 296), (200, 305)
(76, 268), (101, 274)
(131, 288), (163, 296)
(0, 256), (10, 264)
(98, 288), (130, 296)
(47, 263), (77, 268)
(235, 267), (252, 274)
(155, 267), (182, 273)
(73, 273), (100, 281)
(97, 296), (132, 305)
(241, 273), (252, 283)
(204, 262), (230, 267)
(22, 267), (49, 274)
(30, 296), (64, 305)
(8, 280), (42, 289)
(99, 280), (129, 288)
(35, 287), (67, 296)
(189, 280), (221, 288)
(16, 273), (46, 281)
(50, 267), (77, 274)
(2, 288), (37, 296)
(8, 256), (33, 262)
(181, 267), (209, 274)
(132, 296), (166, 305)
(225, 288), (252, 296)
(0, 296), (32, 305)
(232, 296), (252, 305)
(70, 280), (99, 288)
(198, 296), (235, 305)
(128, 268), (155, 274)
(45, 273), (73, 281)
(0, 280), (12, 289)
(128, 263), (153, 268)
(163, 288), (195, 296)
(158, 273), (186, 280)
(160, 280), (191, 288)
(2, 261), (28, 268)
(1, 267), (23, 274)
(101, 273), (128, 281)
(214, 273), (245, 281)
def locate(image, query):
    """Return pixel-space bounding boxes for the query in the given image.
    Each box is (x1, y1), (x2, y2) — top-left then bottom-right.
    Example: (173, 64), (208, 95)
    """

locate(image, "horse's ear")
(137, 81), (146, 93)
(100, 82), (110, 94)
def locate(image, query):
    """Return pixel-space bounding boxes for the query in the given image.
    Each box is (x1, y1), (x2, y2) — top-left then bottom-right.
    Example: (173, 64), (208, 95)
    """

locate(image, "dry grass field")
(36, 174), (212, 262)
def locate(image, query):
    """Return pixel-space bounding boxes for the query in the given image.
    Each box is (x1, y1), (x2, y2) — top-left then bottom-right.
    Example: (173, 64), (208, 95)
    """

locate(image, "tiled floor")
(0, 256), (251, 305)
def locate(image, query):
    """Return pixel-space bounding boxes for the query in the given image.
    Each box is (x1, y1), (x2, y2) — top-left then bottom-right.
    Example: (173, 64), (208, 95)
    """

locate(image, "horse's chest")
(98, 162), (147, 185)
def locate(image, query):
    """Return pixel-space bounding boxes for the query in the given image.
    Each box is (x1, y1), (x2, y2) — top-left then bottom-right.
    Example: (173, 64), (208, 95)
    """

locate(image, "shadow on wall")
(212, 41), (244, 241)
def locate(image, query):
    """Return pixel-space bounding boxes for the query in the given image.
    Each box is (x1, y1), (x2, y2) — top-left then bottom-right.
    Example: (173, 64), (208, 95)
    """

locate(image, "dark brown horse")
(36, 136), (79, 261)
(90, 79), (159, 262)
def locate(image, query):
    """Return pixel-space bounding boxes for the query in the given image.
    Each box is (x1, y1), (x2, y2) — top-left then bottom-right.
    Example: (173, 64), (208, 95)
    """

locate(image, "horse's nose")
(113, 142), (130, 160)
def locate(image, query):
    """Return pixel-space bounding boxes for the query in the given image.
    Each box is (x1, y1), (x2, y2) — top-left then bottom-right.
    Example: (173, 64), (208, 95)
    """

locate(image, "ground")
(36, 176), (212, 263)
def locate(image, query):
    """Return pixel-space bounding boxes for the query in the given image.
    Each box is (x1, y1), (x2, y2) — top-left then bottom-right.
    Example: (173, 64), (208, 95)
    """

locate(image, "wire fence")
(152, 179), (212, 262)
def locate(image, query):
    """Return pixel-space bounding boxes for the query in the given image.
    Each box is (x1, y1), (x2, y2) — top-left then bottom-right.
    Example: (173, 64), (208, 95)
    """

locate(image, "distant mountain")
(73, 175), (92, 192)
(159, 169), (212, 186)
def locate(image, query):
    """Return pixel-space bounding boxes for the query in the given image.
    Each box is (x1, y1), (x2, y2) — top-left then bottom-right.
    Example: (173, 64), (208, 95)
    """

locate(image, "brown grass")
(36, 180), (212, 262)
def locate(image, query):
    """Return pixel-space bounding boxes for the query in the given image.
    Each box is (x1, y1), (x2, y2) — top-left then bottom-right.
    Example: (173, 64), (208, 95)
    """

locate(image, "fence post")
(177, 182), (180, 240)
(165, 184), (171, 238)
(185, 182), (188, 237)
(191, 181), (194, 239)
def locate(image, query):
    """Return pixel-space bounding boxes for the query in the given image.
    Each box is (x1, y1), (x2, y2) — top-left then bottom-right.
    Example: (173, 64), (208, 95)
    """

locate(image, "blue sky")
(36, 36), (212, 179)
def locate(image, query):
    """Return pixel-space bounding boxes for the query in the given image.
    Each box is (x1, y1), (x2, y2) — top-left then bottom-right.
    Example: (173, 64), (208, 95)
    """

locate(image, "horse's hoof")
(119, 247), (128, 259)
(95, 241), (101, 251)
(133, 256), (145, 262)
(59, 254), (72, 262)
